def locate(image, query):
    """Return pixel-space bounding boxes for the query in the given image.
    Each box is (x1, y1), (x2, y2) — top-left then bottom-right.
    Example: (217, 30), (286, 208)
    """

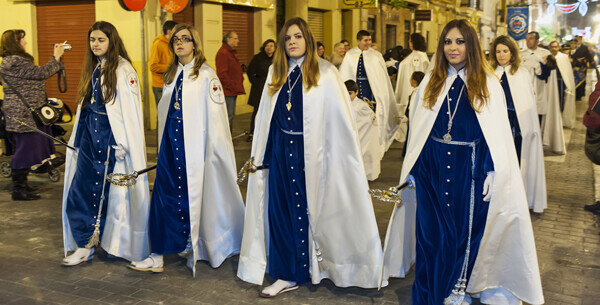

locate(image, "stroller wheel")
(0, 162), (11, 177)
(49, 168), (60, 182)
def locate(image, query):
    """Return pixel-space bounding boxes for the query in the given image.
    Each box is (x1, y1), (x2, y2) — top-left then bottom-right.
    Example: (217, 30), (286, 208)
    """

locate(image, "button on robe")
(262, 65), (310, 284)
(66, 67), (116, 247)
(150, 71), (191, 255)
(410, 76), (494, 304)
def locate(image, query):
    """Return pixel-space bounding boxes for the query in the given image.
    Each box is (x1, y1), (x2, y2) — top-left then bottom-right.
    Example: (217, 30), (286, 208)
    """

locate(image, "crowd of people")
(1, 15), (600, 305)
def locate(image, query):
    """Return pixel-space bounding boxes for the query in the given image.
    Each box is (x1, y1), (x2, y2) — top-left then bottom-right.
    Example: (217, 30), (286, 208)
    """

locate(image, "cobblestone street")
(1, 93), (600, 304)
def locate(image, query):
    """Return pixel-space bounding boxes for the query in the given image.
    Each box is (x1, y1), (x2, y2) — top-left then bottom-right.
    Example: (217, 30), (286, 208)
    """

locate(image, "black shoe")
(12, 189), (41, 201)
(246, 134), (253, 142)
(584, 201), (600, 212)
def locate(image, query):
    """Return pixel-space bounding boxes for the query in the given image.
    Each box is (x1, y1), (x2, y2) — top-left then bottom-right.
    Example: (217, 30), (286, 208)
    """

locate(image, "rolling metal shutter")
(308, 9), (324, 45)
(36, 0), (95, 109)
(222, 4), (254, 67)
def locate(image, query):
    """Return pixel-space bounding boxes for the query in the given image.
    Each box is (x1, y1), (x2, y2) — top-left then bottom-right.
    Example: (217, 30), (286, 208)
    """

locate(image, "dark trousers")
(249, 106), (259, 135)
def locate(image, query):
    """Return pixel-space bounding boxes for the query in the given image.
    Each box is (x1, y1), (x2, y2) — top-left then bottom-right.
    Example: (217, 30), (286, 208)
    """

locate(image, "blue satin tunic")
(556, 68), (566, 112)
(263, 65), (310, 284)
(149, 71), (190, 255)
(356, 53), (375, 111)
(66, 66), (116, 248)
(410, 73), (494, 304)
(500, 72), (522, 163)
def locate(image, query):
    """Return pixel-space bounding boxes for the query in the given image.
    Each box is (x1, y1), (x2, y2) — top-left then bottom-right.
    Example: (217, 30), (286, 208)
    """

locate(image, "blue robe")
(149, 71), (190, 255)
(500, 72), (522, 163)
(66, 66), (116, 248)
(410, 76), (494, 304)
(263, 65), (310, 284)
(556, 68), (566, 112)
(357, 53), (375, 111)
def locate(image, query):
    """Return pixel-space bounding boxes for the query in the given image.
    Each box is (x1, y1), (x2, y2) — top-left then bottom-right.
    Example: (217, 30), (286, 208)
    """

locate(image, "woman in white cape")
(381, 20), (544, 305)
(237, 18), (382, 297)
(129, 24), (245, 275)
(62, 21), (150, 266)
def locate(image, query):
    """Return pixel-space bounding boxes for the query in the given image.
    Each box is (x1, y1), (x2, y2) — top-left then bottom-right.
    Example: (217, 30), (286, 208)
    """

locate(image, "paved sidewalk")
(1, 94), (600, 304)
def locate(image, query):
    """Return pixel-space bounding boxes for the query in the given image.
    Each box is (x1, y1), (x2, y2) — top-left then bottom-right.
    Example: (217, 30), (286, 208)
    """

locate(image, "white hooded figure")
(128, 25), (245, 275)
(237, 18), (383, 298)
(345, 79), (382, 180)
(62, 22), (150, 266)
(394, 33), (430, 141)
(339, 30), (400, 152)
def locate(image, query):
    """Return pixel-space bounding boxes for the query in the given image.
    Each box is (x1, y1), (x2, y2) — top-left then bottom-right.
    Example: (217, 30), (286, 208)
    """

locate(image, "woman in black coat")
(0, 29), (64, 201)
(246, 39), (275, 141)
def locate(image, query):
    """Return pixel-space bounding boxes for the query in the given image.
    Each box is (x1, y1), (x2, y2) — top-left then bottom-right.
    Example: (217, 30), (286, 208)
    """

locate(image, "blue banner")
(507, 6), (529, 41)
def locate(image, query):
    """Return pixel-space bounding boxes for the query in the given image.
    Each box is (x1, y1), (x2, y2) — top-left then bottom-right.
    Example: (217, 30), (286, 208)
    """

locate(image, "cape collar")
(178, 57), (196, 70)
(448, 65), (466, 82)
(288, 55), (305, 75)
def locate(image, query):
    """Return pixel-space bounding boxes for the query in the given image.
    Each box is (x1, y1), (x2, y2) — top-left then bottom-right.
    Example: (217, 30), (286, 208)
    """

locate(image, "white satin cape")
(351, 96), (382, 181)
(339, 47), (400, 151)
(62, 58), (150, 262)
(542, 69), (567, 155)
(237, 58), (383, 288)
(495, 66), (547, 213)
(157, 60), (245, 274)
(556, 52), (576, 128)
(381, 70), (544, 304)
(394, 50), (429, 117)
(521, 47), (551, 116)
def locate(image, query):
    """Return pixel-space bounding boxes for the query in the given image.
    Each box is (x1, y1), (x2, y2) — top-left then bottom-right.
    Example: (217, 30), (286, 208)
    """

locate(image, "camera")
(56, 41), (71, 51)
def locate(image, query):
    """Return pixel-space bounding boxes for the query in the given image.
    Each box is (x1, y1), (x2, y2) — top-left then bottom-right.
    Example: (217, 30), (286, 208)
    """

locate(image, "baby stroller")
(0, 98), (72, 182)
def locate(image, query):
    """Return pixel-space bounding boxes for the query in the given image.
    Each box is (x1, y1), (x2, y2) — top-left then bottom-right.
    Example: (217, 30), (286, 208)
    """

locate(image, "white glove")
(482, 171), (495, 202)
(112, 144), (126, 161)
(406, 174), (416, 188)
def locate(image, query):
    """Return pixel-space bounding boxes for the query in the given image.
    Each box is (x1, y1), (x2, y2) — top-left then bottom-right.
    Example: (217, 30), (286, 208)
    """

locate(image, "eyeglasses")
(172, 36), (193, 44)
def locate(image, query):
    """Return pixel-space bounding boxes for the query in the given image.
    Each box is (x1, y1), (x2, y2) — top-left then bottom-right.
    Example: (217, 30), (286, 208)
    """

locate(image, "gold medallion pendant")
(174, 102), (181, 110)
(91, 96), (96, 104)
(286, 101), (292, 111)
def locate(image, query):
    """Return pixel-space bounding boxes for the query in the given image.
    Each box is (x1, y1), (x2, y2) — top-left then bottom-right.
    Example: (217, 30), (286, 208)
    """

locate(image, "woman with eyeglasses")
(381, 20), (544, 304)
(237, 17), (382, 297)
(61, 21), (150, 267)
(128, 24), (244, 275)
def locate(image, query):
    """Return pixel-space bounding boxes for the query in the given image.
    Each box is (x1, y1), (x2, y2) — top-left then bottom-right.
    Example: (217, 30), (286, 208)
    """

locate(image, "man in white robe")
(339, 30), (399, 151)
(549, 41), (576, 128)
(520, 32), (552, 125)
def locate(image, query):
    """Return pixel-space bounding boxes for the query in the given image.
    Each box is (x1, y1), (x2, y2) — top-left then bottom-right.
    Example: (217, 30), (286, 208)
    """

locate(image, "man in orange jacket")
(149, 20), (177, 106)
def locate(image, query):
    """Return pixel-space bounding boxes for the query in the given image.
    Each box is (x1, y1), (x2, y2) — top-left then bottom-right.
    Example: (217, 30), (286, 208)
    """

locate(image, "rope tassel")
(85, 145), (112, 250)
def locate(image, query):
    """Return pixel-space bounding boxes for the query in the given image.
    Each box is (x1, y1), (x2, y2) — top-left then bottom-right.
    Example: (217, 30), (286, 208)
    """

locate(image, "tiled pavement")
(1, 84), (600, 304)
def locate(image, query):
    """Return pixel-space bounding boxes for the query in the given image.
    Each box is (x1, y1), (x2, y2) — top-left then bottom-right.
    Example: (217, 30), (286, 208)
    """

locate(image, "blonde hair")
(268, 18), (319, 96)
(163, 24), (206, 84)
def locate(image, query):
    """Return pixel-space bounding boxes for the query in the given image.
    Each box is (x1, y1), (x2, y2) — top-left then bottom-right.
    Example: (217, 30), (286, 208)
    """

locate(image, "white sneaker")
(259, 279), (298, 298)
(62, 248), (94, 266)
(128, 254), (164, 273)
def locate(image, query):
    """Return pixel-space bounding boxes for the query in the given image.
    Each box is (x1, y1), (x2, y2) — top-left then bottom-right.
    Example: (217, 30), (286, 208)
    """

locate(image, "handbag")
(0, 69), (62, 126)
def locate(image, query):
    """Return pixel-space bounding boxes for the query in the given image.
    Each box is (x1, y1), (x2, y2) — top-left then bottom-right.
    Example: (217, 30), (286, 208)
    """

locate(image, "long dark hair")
(163, 24), (206, 84)
(425, 19), (491, 112)
(490, 35), (520, 75)
(260, 39), (275, 53)
(77, 21), (132, 104)
(269, 18), (319, 96)
(0, 30), (34, 62)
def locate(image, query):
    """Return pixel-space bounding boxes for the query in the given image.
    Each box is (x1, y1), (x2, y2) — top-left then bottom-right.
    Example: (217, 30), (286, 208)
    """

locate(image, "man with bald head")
(216, 31), (245, 132)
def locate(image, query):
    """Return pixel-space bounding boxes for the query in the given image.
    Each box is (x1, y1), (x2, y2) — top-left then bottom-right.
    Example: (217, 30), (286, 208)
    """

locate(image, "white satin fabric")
(556, 52), (576, 128)
(351, 96), (382, 180)
(542, 69), (567, 155)
(382, 68), (544, 304)
(339, 47), (400, 151)
(62, 57), (150, 262)
(237, 58), (383, 288)
(495, 66), (547, 213)
(157, 60), (245, 275)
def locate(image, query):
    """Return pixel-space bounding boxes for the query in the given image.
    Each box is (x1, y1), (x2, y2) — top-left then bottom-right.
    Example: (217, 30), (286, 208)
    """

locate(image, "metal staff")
(107, 164), (157, 187)
(85, 146), (111, 249)
(236, 157), (269, 185)
(369, 181), (411, 205)
(4, 113), (76, 151)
